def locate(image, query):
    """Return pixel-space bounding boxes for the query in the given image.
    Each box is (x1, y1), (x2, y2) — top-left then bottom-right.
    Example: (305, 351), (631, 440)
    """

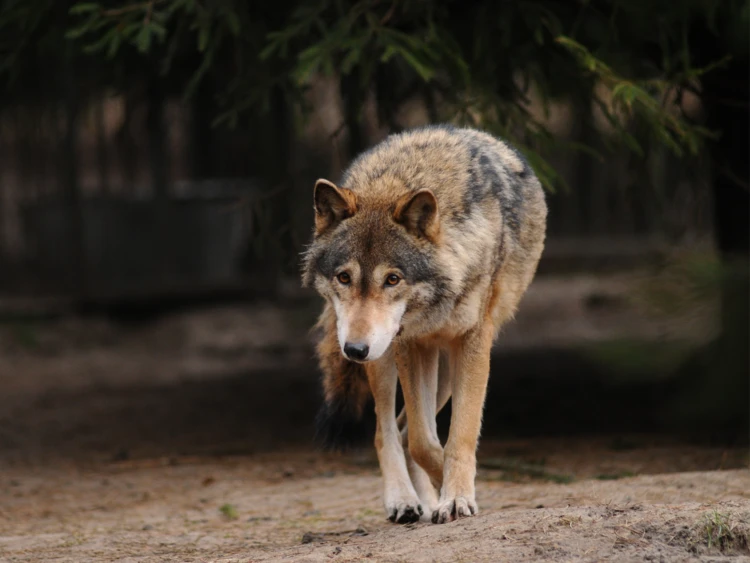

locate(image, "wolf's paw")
(386, 500), (423, 524)
(431, 496), (477, 524)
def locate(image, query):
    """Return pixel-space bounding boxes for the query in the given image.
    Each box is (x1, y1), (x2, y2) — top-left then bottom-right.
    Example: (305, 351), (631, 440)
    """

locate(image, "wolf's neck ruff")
(302, 124), (547, 524)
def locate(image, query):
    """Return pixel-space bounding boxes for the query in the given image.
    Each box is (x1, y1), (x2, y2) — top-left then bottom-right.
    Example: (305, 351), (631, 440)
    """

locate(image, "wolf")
(301, 124), (547, 524)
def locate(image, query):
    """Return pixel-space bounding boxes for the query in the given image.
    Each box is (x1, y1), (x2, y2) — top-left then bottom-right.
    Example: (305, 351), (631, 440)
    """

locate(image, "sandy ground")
(0, 274), (748, 562)
(1, 448), (748, 562)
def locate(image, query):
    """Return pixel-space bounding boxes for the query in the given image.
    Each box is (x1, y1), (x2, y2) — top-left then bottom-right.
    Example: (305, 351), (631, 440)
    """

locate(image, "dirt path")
(1, 448), (748, 562)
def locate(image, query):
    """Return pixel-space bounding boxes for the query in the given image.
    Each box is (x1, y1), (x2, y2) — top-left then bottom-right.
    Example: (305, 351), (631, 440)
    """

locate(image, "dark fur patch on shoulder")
(314, 397), (374, 451)
(462, 144), (504, 218)
(501, 177), (523, 237)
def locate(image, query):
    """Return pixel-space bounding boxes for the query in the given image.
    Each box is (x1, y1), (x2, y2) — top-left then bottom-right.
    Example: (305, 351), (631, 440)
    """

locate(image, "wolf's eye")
(336, 272), (351, 285)
(384, 274), (401, 286)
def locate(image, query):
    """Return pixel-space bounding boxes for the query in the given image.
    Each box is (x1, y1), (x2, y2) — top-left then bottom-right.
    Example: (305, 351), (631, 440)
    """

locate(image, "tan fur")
(303, 125), (547, 524)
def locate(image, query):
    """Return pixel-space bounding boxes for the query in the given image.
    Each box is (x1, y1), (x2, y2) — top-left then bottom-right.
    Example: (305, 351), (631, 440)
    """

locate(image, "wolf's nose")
(344, 342), (369, 361)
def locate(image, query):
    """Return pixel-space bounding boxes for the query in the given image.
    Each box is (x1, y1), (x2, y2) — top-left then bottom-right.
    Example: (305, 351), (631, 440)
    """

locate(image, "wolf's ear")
(393, 189), (440, 242)
(313, 179), (357, 235)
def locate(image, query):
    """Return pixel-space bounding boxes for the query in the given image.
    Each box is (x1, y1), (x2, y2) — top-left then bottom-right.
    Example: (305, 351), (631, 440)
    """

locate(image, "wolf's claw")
(431, 497), (477, 524)
(387, 502), (423, 524)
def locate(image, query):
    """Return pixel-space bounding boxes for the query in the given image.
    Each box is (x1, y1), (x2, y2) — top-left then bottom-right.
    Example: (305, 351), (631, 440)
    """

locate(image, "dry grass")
(699, 509), (750, 553)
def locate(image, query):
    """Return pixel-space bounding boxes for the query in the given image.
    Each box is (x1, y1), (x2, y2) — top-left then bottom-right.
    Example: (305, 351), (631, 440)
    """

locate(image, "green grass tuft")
(219, 503), (239, 520)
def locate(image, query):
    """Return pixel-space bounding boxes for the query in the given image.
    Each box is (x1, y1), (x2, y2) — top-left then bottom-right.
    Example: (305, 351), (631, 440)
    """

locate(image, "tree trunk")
(146, 78), (172, 284)
(340, 70), (366, 160)
(95, 96), (110, 195)
(703, 59), (750, 260)
(190, 81), (214, 179)
(63, 46), (87, 299)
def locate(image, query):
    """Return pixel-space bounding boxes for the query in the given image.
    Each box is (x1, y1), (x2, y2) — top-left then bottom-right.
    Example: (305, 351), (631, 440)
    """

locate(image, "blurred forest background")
(0, 0), (747, 446)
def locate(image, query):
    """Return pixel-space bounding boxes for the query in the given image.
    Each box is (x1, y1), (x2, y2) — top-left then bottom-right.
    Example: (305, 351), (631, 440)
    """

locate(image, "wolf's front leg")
(432, 323), (494, 524)
(395, 342), (444, 509)
(366, 354), (422, 524)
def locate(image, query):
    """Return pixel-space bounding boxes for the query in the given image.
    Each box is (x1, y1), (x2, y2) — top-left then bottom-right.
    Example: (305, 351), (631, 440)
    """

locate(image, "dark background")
(0, 1), (747, 467)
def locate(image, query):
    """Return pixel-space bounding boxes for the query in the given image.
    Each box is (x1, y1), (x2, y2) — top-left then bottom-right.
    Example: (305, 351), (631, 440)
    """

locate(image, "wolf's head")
(302, 178), (449, 362)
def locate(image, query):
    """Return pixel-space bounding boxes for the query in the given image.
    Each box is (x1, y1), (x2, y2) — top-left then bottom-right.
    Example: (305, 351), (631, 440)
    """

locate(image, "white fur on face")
(332, 296), (406, 362)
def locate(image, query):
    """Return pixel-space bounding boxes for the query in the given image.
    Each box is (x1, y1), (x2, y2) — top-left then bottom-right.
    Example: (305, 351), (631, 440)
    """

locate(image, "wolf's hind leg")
(396, 350), (452, 433)
(435, 350), (453, 413)
(396, 343), (445, 489)
(367, 354), (422, 524)
(401, 445), (439, 521)
(396, 348), (452, 520)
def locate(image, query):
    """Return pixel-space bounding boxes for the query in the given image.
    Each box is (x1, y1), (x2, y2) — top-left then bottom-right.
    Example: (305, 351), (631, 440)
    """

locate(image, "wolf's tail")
(313, 305), (373, 450)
